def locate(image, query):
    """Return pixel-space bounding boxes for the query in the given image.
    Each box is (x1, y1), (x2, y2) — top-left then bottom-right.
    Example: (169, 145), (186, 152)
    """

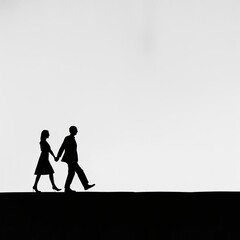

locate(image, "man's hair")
(69, 126), (77, 134)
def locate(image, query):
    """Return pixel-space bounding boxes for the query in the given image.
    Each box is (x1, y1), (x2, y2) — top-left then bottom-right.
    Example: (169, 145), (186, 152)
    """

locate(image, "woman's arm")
(46, 142), (56, 160)
(49, 148), (56, 159)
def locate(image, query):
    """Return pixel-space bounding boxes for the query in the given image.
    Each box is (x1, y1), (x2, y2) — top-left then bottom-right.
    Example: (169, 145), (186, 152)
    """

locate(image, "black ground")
(0, 192), (239, 239)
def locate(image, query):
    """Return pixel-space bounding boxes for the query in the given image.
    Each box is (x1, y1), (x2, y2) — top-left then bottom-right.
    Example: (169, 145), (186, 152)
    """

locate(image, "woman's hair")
(40, 130), (49, 141)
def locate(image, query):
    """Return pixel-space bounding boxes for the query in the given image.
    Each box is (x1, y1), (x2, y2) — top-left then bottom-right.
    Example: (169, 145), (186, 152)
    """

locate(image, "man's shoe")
(64, 188), (76, 193)
(84, 184), (95, 191)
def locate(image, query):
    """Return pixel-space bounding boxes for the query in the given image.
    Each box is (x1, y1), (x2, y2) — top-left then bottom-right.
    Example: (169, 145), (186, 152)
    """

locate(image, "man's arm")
(56, 137), (67, 161)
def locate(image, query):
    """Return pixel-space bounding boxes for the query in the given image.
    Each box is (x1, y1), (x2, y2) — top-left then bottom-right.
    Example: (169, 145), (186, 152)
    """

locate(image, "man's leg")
(75, 163), (89, 188)
(65, 163), (75, 190)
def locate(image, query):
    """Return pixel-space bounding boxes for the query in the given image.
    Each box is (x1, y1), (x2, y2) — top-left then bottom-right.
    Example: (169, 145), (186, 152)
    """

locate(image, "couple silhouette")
(33, 126), (95, 193)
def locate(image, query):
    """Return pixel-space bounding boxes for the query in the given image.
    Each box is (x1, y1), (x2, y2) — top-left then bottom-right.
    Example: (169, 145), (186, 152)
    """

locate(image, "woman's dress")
(34, 140), (54, 175)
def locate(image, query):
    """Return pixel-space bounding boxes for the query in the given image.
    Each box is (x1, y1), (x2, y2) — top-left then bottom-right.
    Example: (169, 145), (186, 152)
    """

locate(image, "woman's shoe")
(33, 186), (41, 193)
(52, 186), (61, 192)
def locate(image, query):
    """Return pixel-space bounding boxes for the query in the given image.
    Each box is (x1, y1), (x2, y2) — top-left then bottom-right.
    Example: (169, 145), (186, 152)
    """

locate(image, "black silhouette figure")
(33, 130), (61, 193)
(56, 126), (95, 192)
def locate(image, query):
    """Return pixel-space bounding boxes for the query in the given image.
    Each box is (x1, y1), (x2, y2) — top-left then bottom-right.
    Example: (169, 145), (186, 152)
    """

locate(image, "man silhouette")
(56, 126), (95, 192)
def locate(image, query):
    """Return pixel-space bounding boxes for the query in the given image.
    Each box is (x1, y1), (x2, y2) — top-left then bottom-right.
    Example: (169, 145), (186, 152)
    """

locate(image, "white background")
(1, 0), (240, 192)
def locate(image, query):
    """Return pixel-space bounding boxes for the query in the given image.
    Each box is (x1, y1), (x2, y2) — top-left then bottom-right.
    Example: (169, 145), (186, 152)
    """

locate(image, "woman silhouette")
(33, 130), (61, 192)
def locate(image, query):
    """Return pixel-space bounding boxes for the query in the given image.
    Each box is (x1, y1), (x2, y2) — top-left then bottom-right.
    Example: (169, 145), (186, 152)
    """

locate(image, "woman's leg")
(33, 175), (41, 192)
(33, 175), (40, 187)
(49, 174), (61, 191)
